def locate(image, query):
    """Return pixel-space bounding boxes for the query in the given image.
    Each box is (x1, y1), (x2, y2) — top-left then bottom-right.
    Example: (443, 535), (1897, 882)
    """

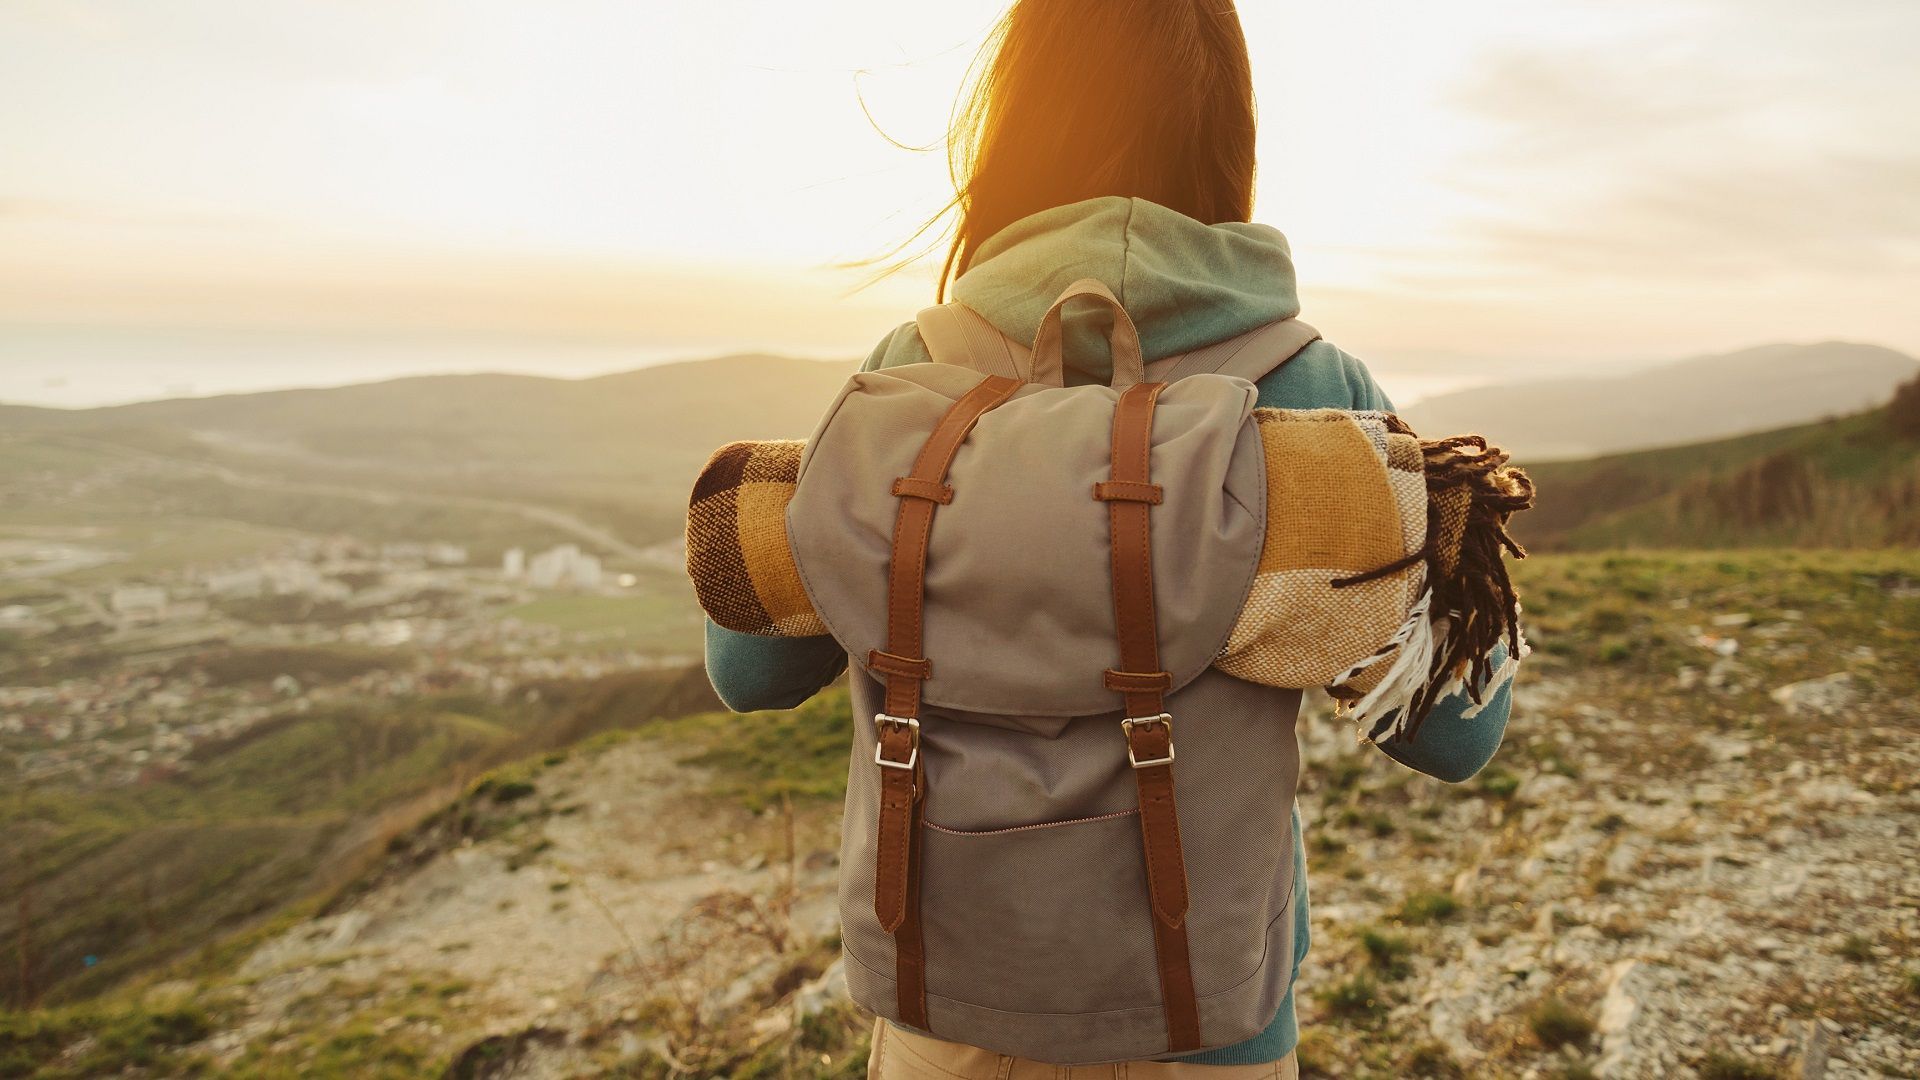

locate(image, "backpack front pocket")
(917, 807), (1161, 1014)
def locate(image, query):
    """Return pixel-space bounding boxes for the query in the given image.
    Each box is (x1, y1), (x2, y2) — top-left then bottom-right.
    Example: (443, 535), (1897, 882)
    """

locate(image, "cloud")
(1439, 0), (1920, 283)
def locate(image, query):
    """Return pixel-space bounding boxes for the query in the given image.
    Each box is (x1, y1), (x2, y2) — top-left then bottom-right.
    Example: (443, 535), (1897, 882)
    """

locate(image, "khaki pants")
(868, 1020), (1301, 1079)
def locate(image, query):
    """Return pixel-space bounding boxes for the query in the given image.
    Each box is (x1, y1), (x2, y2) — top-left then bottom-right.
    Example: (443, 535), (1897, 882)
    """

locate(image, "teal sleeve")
(1252, 340), (1395, 412)
(703, 619), (847, 713)
(1375, 643), (1515, 783)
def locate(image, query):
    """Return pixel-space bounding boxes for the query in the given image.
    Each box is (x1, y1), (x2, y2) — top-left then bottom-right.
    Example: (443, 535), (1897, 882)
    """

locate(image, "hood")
(951, 196), (1301, 384)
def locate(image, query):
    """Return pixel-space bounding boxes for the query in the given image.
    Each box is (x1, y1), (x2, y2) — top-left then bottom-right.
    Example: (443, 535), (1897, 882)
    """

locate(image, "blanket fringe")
(1343, 590), (1438, 744)
(1339, 422), (1535, 743)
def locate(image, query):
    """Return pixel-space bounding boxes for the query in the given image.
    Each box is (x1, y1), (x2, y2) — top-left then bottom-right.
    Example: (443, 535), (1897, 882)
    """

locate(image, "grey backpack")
(785, 279), (1321, 1063)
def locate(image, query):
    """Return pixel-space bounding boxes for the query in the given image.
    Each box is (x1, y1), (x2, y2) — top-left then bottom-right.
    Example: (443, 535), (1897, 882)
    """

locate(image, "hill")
(1403, 341), (1919, 461)
(1, 663), (723, 1010)
(1515, 385), (1920, 551)
(4, 354), (858, 550)
(8, 550), (1915, 1078)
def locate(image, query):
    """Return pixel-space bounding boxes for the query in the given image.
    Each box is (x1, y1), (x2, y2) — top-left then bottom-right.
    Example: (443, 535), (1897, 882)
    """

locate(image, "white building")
(427, 543), (468, 566)
(109, 585), (168, 619)
(205, 567), (266, 598)
(502, 547), (526, 578)
(526, 544), (602, 589)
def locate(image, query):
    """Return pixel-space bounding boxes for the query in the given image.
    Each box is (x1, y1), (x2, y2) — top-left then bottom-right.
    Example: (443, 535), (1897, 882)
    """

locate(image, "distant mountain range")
(1516, 386), (1920, 551)
(8, 339), (1916, 552)
(1401, 342), (1919, 461)
(5, 354), (859, 548)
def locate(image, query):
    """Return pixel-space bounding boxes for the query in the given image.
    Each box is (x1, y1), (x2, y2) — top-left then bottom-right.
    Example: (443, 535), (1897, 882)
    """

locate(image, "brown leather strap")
(1093, 480), (1164, 504)
(1102, 381), (1202, 1052)
(1105, 383), (1172, 718)
(870, 372), (1021, 1032)
(873, 374), (1022, 719)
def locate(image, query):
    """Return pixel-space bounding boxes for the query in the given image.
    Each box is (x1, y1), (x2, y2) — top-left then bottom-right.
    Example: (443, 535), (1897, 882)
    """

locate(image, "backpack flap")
(786, 362), (1266, 719)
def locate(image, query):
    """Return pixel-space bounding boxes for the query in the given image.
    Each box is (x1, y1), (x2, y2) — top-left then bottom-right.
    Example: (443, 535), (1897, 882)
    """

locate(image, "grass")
(1401, 1042), (1463, 1078)
(1512, 549), (1920, 693)
(3, 665), (720, 1007)
(1697, 1051), (1781, 1080)
(1526, 996), (1596, 1049)
(218, 976), (472, 1078)
(1316, 974), (1385, 1020)
(1836, 934), (1874, 962)
(1397, 890), (1460, 925)
(0, 1001), (214, 1078)
(8, 541), (1919, 1066)
(1518, 404), (1920, 551)
(500, 570), (702, 654)
(171, 645), (404, 688)
(1358, 927), (1413, 980)
(682, 688), (855, 811)
(1476, 767), (1521, 799)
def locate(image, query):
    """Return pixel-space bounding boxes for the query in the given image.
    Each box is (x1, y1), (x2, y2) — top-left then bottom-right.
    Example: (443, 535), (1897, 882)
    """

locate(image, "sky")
(2, 0), (1916, 406)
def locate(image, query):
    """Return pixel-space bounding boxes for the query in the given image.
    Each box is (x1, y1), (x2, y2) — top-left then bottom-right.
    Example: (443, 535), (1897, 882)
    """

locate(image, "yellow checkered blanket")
(686, 409), (1531, 740)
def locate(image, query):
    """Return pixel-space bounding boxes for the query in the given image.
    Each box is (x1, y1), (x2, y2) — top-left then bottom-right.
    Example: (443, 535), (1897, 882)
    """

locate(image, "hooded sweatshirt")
(703, 197), (1513, 1065)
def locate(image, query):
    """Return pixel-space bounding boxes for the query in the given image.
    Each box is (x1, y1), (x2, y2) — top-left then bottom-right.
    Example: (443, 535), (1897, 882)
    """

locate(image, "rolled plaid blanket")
(686, 410), (1532, 738)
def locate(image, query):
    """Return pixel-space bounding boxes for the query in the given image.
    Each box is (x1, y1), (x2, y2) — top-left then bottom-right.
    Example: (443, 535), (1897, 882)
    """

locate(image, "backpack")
(782, 279), (1323, 1062)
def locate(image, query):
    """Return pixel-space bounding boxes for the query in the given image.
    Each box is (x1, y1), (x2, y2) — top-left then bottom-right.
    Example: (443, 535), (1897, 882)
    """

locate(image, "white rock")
(1800, 1017), (1831, 1079)
(792, 957), (848, 1023)
(1770, 673), (1857, 717)
(1594, 959), (1655, 1078)
(1709, 738), (1753, 763)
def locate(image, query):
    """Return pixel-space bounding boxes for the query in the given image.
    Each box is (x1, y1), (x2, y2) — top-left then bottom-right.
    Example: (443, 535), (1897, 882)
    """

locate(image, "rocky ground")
(14, 551), (1918, 1078)
(1285, 552), (1919, 1080)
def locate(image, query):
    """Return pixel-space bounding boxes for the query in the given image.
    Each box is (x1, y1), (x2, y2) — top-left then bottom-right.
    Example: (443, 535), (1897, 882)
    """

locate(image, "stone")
(1770, 673), (1857, 717)
(1533, 903), (1560, 937)
(326, 911), (371, 950)
(1709, 738), (1753, 763)
(1799, 1017), (1830, 1079)
(1594, 959), (1654, 1079)
(792, 957), (848, 1023)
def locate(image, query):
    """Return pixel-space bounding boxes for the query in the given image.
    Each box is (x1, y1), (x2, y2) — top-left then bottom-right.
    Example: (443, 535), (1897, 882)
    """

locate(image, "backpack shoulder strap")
(914, 303), (1038, 383)
(1144, 318), (1321, 385)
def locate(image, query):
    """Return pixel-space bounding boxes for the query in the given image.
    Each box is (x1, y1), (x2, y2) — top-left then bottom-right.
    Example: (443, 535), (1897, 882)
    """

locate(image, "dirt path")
(207, 735), (839, 1071)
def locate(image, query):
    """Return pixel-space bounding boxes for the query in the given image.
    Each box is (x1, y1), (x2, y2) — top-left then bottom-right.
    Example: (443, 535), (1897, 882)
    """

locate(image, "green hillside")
(4, 355), (857, 550)
(1, 665), (721, 1008)
(1516, 383), (1920, 551)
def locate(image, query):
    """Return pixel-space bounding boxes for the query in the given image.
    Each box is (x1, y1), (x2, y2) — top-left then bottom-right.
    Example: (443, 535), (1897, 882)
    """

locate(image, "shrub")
(1836, 933), (1873, 962)
(1526, 996), (1595, 1049)
(1402, 1041), (1462, 1077)
(1316, 974), (1385, 1020)
(1890, 373), (1920, 438)
(1698, 1051), (1780, 1080)
(1398, 891), (1460, 925)
(1477, 768), (1521, 799)
(1359, 928), (1413, 980)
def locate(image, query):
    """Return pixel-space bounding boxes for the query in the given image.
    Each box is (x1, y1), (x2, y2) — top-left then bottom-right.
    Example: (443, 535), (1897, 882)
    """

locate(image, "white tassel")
(1343, 590), (1441, 744)
(1461, 620), (1530, 720)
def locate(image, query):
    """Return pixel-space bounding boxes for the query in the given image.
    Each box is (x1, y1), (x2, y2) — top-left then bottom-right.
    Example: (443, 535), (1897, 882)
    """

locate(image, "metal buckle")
(873, 713), (921, 771)
(1121, 713), (1175, 768)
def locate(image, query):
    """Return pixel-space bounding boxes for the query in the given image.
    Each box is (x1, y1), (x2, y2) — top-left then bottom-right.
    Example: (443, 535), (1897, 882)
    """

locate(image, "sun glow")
(1, 0), (1915, 404)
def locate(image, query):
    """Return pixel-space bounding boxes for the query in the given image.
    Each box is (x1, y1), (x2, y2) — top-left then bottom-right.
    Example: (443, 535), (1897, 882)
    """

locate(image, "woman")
(706, 1), (1514, 1075)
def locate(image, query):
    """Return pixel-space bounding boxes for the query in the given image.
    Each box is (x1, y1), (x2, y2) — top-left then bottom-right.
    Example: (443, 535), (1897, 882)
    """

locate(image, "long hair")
(929, 0), (1257, 299)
